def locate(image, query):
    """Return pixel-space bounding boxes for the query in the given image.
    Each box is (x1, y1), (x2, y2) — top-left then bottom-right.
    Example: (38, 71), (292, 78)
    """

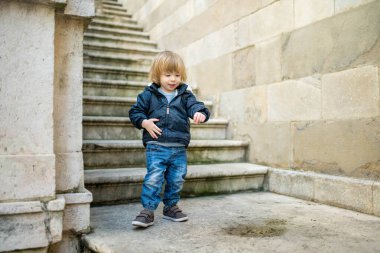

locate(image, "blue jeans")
(141, 143), (187, 211)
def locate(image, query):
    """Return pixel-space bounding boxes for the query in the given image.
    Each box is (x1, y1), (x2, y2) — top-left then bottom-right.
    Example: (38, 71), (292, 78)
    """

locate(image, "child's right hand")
(141, 118), (162, 139)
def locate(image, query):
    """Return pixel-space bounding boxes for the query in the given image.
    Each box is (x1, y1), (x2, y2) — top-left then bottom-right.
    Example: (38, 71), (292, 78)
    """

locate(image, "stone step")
(84, 33), (157, 50)
(83, 42), (159, 58)
(84, 163), (268, 204)
(83, 78), (147, 97)
(83, 64), (149, 80)
(85, 26), (149, 40)
(89, 19), (143, 32)
(83, 95), (213, 117)
(83, 51), (153, 68)
(99, 9), (133, 18)
(100, 5), (126, 12)
(93, 14), (137, 25)
(83, 116), (228, 140)
(101, 1), (122, 7)
(83, 78), (199, 97)
(82, 140), (248, 168)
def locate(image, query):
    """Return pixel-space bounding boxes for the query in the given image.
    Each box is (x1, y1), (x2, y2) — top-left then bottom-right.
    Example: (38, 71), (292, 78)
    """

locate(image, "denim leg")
(163, 147), (187, 207)
(141, 144), (168, 210)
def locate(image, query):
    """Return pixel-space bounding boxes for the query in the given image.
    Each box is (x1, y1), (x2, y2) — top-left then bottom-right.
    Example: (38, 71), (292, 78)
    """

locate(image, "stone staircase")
(83, 0), (267, 205)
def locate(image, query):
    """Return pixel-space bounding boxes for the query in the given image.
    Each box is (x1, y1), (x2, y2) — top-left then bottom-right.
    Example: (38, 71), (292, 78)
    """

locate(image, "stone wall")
(125, 0), (380, 180)
(0, 0), (94, 252)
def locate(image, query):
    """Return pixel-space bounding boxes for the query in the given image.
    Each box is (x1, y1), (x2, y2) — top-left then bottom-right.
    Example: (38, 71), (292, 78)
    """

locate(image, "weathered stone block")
(267, 168), (314, 200)
(56, 152), (84, 192)
(219, 86), (267, 125)
(232, 46), (256, 88)
(187, 53), (233, 98)
(59, 191), (92, 232)
(282, 0), (380, 80)
(294, 0), (334, 29)
(236, 0), (293, 48)
(0, 155), (55, 201)
(0, 198), (65, 251)
(54, 16), (84, 153)
(292, 117), (380, 177)
(0, 1), (55, 155)
(267, 78), (321, 121)
(0, 213), (48, 252)
(374, 182), (380, 216)
(255, 36), (282, 85)
(334, 0), (375, 14)
(64, 0), (95, 18)
(159, 0), (261, 50)
(250, 123), (292, 167)
(314, 175), (373, 214)
(322, 66), (379, 120)
(183, 23), (236, 67)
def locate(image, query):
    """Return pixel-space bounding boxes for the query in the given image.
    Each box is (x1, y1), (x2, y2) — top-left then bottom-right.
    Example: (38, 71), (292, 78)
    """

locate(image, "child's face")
(159, 72), (181, 93)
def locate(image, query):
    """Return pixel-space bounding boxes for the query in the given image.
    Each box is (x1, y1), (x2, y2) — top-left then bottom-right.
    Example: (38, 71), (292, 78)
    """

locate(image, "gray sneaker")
(163, 205), (188, 222)
(132, 209), (154, 228)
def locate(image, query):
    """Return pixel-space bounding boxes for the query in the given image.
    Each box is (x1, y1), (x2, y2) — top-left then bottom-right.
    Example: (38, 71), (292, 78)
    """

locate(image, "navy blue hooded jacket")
(129, 83), (210, 147)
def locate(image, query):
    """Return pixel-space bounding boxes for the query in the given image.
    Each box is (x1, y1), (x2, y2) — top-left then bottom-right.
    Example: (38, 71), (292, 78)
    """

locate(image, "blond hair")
(149, 51), (187, 85)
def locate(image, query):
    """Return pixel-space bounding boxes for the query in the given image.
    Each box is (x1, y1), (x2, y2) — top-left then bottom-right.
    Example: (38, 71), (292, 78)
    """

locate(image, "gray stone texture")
(282, 0), (380, 80)
(83, 192), (380, 253)
(292, 117), (380, 178)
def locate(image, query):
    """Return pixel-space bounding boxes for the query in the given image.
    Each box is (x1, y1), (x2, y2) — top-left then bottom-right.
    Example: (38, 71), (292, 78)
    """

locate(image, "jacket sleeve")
(129, 91), (151, 129)
(184, 91), (210, 122)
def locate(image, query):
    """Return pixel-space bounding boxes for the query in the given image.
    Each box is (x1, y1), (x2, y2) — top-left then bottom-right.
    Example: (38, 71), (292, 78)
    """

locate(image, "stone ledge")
(57, 190), (92, 233)
(0, 198), (65, 252)
(266, 168), (379, 216)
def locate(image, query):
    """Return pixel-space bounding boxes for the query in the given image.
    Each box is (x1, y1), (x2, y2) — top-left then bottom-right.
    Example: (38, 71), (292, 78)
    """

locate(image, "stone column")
(51, 0), (95, 252)
(0, 0), (63, 252)
(0, 0), (94, 252)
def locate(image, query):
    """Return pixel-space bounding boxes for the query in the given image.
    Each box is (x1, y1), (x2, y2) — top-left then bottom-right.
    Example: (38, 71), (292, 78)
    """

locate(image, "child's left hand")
(193, 112), (206, 124)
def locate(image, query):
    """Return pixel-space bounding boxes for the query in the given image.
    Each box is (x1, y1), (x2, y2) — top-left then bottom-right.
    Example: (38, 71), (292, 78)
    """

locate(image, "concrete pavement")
(83, 192), (380, 253)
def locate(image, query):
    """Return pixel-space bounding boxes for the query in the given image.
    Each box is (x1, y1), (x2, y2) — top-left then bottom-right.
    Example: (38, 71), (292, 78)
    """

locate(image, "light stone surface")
(56, 152), (84, 192)
(0, 1), (55, 155)
(187, 53), (233, 99)
(282, 0), (380, 80)
(255, 36), (282, 85)
(83, 192), (380, 253)
(267, 78), (321, 121)
(250, 123), (292, 167)
(334, 0), (375, 14)
(0, 213), (48, 252)
(374, 182), (380, 216)
(268, 169), (314, 201)
(236, 0), (293, 50)
(0, 201), (41, 215)
(219, 86), (267, 125)
(64, 0), (95, 17)
(158, 0), (261, 51)
(292, 117), (380, 176)
(232, 46), (256, 89)
(314, 175), (373, 214)
(294, 0), (334, 29)
(0, 155), (55, 201)
(54, 15), (84, 153)
(322, 66), (379, 120)
(62, 203), (91, 232)
(58, 191), (92, 232)
(49, 211), (64, 243)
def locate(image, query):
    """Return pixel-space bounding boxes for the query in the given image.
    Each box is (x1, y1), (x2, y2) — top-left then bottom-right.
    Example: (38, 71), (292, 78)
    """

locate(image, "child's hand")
(142, 118), (162, 139)
(193, 112), (206, 124)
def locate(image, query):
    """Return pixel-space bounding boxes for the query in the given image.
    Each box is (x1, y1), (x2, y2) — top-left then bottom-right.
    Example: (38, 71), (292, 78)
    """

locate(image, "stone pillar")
(0, 0), (94, 252)
(51, 0), (95, 252)
(0, 1), (62, 251)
